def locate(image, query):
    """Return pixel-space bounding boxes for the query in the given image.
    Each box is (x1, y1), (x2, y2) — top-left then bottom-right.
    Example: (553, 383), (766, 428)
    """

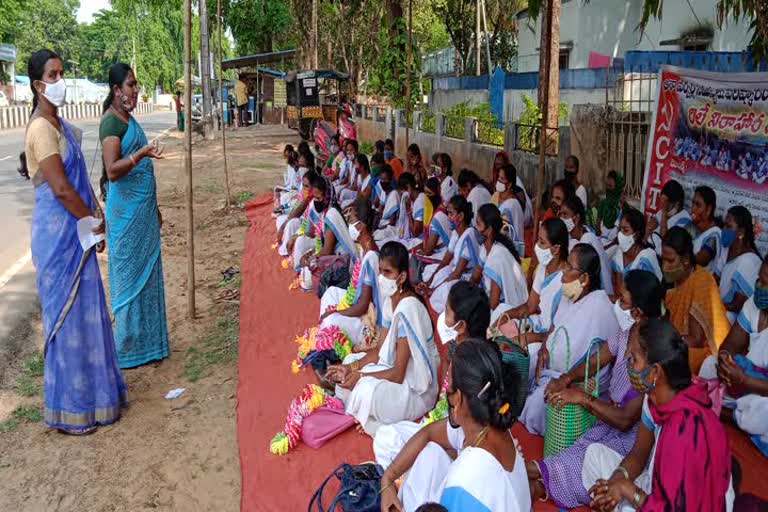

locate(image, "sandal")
(216, 288), (240, 302)
(58, 426), (97, 436)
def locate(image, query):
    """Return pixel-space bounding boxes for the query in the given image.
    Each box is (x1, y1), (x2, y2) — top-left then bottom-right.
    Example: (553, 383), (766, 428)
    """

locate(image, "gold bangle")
(130, 153), (137, 166)
(615, 465), (630, 480)
(350, 361), (360, 371)
(378, 480), (395, 495)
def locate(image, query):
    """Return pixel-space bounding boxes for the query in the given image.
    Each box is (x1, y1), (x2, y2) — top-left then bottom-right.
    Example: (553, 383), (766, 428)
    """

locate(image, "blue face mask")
(720, 228), (738, 248)
(383, 150), (394, 160)
(626, 357), (655, 393)
(754, 283), (768, 310)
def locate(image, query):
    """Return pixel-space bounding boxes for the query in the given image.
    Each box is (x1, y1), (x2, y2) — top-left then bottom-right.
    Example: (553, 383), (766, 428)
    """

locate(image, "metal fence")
(443, 115), (465, 139)
(474, 119), (504, 147)
(514, 123), (559, 156)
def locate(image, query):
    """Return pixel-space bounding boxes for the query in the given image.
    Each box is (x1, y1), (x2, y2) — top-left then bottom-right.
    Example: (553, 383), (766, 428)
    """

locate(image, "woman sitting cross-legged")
(519, 243), (619, 435)
(326, 241), (440, 436)
(611, 208), (662, 300)
(700, 255), (768, 456)
(662, 226), (729, 374)
(526, 269), (664, 508)
(418, 195), (480, 314)
(373, 281), (491, 469)
(317, 197), (381, 348)
(584, 318), (734, 512)
(379, 339), (531, 512)
(275, 169), (317, 258)
(417, 177), (452, 259)
(471, 203), (528, 324)
(718, 205), (762, 325)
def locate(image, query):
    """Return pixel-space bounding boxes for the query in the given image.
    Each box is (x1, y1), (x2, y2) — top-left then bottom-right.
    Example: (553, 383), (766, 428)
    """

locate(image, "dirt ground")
(0, 123), (298, 511)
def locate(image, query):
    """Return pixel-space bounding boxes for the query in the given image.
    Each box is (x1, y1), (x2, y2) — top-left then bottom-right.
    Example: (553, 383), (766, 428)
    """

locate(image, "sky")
(76, 0), (112, 24)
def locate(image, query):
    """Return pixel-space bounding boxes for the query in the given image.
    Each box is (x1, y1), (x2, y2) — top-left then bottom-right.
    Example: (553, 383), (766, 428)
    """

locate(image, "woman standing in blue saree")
(22, 49), (126, 434)
(100, 63), (169, 368)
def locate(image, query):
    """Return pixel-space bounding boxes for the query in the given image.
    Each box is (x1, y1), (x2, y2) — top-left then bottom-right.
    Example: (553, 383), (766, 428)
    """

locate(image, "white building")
(516, 0), (754, 72)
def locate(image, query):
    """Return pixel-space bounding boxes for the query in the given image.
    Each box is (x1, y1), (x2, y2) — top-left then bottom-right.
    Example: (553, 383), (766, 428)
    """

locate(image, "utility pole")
(533, 0), (561, 240)
(312, 0), (318, 68)
(475, 0), (481, 76)
(183, 0), (196, 319)
(217, 0), (231, 208)
(199, 0), (215, 140)
(481, 0), (492, 76)
(405, 0), (412, 149)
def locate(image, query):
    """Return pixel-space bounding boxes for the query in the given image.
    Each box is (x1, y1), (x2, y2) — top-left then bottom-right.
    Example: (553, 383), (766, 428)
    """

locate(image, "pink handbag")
(301, 407), (356, 449)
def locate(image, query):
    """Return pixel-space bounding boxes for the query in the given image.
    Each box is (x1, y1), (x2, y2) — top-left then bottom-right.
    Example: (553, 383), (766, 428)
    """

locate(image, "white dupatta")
(481, 242), (528, 324)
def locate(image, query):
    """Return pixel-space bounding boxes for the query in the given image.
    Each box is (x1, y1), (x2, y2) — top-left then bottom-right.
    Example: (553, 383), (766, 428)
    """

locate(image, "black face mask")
(314, 200), (326, 212)
(380, 181), (391, 192)
(565, 170), (577, 181)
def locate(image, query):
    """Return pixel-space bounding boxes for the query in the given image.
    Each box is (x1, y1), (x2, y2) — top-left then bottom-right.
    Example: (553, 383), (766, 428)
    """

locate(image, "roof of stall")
(284, 69), (350, 82)
(221, 49), (297, 70)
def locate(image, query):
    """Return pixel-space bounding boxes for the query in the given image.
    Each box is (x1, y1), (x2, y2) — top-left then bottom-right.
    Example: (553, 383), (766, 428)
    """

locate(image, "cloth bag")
(308, 462), (383, 512)
(301, 407), (356, 449)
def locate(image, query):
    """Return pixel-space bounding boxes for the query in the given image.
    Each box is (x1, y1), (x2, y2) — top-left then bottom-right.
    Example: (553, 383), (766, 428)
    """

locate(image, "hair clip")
(498, 402), (510, 414)
(477, 381), (491, 399)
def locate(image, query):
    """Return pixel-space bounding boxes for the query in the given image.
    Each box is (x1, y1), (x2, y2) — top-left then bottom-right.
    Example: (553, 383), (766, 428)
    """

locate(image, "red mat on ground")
(236, 196), (766, 511)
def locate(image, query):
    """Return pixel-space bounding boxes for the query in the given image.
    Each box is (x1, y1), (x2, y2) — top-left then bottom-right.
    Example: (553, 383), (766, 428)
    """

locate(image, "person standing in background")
(235, 76), (248, 127)
(100, 63), (169, 369)
(173, 91), (183, 131)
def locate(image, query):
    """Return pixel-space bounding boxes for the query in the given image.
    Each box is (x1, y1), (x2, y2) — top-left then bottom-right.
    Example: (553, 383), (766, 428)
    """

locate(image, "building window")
(559, 48), (570, 70)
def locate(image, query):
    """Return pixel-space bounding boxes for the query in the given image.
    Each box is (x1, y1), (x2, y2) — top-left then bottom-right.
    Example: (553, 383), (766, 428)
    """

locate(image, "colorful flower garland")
(269, 384), (344, 455)
(291, 324), (353, 374)
(335, 259), (361, 311)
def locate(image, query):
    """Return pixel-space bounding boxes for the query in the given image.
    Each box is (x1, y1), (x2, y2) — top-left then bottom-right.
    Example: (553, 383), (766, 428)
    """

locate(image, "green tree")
(12, 0), (81, 74)
(225, 0), (293, 55)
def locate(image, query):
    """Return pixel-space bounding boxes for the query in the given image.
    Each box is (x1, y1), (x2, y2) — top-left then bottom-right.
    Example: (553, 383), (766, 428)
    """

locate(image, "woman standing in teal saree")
(100, 63), (169, 369)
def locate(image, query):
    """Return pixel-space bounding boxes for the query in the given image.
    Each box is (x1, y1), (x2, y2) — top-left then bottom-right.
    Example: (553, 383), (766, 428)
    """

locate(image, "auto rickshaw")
(285, 69), (356, 149)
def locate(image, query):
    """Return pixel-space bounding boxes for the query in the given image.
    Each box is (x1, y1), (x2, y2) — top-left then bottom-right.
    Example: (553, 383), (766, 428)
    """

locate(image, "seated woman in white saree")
(275, 169), (317, 258)
(491, 164), (525, 245)
(416, 177), (452, 259)
(471, 204), (528, 325)
(379, 340), (531, 512)
(327, 241), (440, 436)
(458, 169), (492, 227)
(420, 195), (480, 314)
(318, 198), (381, 347)
(690, 185), (724, 276)
(273, 148), (300, 211)
(561, 194), (614, 297)
(374, 282), (492, 469)
(375, 172), (424, 250)
(333, 139), (358, 197)
(611, 208), (662, 299)
(646, 179), (692, 257)
(375, 164), (400, 230)
(341, 153), (372, 208)
(700, 256), (768, 456)
(494, 217), (569, 335)
(718, 206), (761, 324)
(433, 152), (458, 206)
(519, 243), (619, 435)
(295, 176), (357, 274)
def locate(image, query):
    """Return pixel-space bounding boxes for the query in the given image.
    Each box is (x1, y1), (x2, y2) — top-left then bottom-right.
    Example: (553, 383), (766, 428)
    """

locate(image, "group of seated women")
(271, 138), (766, 511)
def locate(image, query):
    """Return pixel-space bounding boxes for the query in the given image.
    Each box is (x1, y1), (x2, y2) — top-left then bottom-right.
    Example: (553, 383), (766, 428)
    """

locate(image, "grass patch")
(202, 181), (224, 194)
(15, 375), (40, 397)
(12, 406), (42, 423)
(184, 313), (239, 382)
(235, 191), (254, 205)
(0, 419), (18, 433)
(217, 274), (242, 289)
(23, 352), (44, 377)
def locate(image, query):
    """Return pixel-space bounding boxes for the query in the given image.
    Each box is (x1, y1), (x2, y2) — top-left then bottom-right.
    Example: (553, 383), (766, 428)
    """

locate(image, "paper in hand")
(76, 216), (105, 251)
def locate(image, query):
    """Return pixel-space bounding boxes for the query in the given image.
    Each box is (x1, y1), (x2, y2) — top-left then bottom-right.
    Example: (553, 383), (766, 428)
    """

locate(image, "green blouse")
(99, 111), (129, 143)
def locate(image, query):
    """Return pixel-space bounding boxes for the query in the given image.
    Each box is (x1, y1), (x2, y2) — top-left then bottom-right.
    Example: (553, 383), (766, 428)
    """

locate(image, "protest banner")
(642, 65), (768, 253)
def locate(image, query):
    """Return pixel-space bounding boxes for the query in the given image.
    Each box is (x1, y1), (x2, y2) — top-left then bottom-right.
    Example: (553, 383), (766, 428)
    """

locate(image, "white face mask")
(378, 274), (399, 297)
(298, 166), (309, 175)
(618, 231), (635, 253)
(437, 311), (460, 344)
(562, 217), (576, 233)
(495, 180), (507, 193)
(613, 299), (636, 331)
(348, 222), (361, 242)
(41, 78), (67, 107)
(534, 243), (554, 266)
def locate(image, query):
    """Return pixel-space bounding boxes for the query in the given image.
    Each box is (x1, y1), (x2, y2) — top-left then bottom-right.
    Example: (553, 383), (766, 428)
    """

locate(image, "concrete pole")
(184, 0), (197, 319)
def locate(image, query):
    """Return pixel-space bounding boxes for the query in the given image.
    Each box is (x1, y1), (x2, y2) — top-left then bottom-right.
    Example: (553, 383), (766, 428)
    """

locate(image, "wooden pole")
(312, 0), (318, 68)
(532, 0), (557, 242)
(405, 0), (412, 149)
(476, 0), (481, 76)
(199, 0), (214, 140)
(481, 0), (492, 76)
(184, 0), (196, 319)
(217, 0), (231, 208)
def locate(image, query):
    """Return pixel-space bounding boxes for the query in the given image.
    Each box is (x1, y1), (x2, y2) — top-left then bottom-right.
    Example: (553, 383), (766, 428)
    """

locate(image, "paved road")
(0, 112), (176, 352)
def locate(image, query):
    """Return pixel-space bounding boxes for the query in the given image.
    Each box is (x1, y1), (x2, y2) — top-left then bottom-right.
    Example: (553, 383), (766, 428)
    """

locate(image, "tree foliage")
(225, 0), (294, 55)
